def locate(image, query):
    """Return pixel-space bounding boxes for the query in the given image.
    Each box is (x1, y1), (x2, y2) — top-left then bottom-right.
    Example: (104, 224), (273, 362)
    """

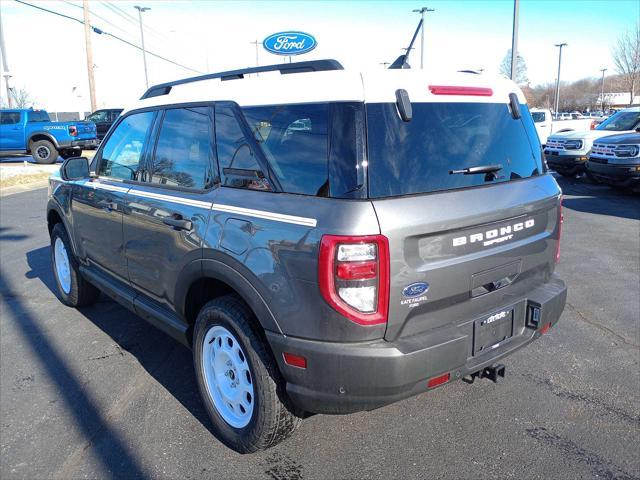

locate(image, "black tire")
(193, 295), (302, 453)
(60, 148), (82, 160)
(31, 139), (58, 164)
(50, 223), (100, 307)
(558, 170), (576, 178)
(584, 170), (600, 183)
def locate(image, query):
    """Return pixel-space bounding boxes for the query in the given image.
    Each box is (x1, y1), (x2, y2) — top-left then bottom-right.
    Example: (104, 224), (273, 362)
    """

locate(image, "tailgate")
(75, 121), (96, 139)
(373, 175), (561, 341)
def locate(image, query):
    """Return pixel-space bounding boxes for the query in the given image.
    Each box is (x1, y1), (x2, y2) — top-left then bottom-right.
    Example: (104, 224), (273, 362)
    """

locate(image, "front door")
(123, 105), (216, 310)
(71, 110), (156, 280)
(0, 111), (24, 150)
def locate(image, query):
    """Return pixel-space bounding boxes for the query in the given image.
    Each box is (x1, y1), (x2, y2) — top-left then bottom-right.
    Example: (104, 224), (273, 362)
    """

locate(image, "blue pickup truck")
(0, 109), (97, 164)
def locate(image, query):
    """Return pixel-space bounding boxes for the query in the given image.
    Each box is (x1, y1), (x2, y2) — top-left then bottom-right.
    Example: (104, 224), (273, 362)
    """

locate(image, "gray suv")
(46, 60), (567, 453)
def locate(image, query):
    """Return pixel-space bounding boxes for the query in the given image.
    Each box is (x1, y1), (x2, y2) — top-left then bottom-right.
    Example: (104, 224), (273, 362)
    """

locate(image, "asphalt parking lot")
(1, 175), (638, 480)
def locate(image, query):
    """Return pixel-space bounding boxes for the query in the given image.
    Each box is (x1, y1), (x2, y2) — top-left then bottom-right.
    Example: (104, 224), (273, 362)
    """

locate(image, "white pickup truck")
(544, 106), (640, 176)
(530, 108), (596, 145)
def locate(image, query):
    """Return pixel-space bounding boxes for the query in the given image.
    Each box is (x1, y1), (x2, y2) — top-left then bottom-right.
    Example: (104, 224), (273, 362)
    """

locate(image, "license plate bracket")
(473, 309), (514, 356)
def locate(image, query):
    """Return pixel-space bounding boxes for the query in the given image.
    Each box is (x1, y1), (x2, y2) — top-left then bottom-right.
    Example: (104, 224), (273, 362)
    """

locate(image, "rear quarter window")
(366, 102), (543, 198)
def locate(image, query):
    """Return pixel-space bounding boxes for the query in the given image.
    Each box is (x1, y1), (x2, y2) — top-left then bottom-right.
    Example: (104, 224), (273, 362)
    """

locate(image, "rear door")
(122, 105), (216, 310)
(365, 101), (561, 342)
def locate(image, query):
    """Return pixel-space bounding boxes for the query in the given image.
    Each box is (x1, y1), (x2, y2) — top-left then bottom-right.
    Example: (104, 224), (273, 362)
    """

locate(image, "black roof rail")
(140, 59), (344, 100)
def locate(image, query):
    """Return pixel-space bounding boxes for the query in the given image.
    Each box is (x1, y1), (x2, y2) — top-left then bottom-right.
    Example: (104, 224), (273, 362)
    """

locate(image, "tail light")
(555, 198), (563, 263)
(319, 234), (389, 326)
(590, 120), (596, 130)
(68, 125), (78, 137)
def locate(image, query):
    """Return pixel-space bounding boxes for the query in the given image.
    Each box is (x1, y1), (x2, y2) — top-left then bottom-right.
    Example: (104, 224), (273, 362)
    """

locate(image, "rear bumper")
(586, 161), (640, 187)
(544, 152), (589, 173)
(58, 138), (97, 149)
(268, 275), (567, 414)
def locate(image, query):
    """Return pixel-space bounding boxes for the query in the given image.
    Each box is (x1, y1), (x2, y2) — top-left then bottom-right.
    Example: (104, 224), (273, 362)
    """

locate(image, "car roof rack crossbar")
(140, 59), (344, 99)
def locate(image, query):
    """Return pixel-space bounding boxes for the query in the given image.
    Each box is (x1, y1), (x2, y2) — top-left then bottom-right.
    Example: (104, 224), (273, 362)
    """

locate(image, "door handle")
(163, 215), (193, 231)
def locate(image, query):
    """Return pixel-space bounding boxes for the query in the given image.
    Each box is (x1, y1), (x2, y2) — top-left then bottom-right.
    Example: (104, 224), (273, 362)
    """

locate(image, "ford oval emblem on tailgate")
(403, 282), (429, 297)
(263, 31), (317, 56)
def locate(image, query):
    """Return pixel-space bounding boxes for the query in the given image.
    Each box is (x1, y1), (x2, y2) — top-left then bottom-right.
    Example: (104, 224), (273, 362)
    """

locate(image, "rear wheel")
(193, 295), (302, 453)
(31, 139), (58, 164)
(50, 223), (100, 307)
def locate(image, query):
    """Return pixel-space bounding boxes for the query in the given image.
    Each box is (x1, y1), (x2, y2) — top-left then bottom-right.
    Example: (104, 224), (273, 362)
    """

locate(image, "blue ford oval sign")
(263, 31), (317, 56)
(402, 282), (429, 297)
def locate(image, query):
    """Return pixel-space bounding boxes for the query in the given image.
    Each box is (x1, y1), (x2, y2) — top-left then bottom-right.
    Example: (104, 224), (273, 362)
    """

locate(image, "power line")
(14, 0), (203, 74)
(60, 0), (138, 38)
(101, 1), (167, 43)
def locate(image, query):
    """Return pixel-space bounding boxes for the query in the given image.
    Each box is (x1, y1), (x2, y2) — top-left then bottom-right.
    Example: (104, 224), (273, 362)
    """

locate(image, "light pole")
(553, 43), (567, 115)
(510, 0), (520, 82)
(134, 6), (151, 89)
(250, 40), (261, 67)
(600, 68), (607, 113)
(411, 7), (434, 69)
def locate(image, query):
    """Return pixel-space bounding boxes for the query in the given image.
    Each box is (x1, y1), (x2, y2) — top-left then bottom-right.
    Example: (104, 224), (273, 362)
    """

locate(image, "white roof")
(124, 66), (526, 114)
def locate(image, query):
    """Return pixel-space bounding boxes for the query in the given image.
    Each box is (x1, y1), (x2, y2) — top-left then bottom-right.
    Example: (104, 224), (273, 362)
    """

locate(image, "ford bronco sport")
(46, 59), (567, 453)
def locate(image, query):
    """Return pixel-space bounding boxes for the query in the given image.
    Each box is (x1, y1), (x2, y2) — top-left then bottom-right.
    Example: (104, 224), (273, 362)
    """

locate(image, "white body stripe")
(81, 182), (317, 227)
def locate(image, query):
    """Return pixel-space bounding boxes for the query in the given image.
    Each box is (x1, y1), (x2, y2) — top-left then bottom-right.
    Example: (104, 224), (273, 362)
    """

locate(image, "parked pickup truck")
(531, 108), (595, 145)
(0, 109), (97, 164)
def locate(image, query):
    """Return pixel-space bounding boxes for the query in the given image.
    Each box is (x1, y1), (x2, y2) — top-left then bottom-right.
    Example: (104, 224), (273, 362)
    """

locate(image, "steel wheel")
(201, 325), (254, 428)
(53, 237), (71, 294)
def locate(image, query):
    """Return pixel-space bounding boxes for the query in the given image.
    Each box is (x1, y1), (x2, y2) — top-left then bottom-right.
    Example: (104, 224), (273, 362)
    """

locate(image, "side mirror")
(60, 156), (90, 181)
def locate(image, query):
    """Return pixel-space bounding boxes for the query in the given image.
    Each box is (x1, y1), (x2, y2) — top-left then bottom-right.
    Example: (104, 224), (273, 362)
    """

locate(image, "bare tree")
(612, 22), (640, 105)
(10, 88), (33, 108)
(499, 49), (528, 85)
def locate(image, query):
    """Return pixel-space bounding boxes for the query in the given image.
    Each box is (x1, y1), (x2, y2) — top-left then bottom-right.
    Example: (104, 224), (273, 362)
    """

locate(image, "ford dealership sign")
(263, 32), (317, 56)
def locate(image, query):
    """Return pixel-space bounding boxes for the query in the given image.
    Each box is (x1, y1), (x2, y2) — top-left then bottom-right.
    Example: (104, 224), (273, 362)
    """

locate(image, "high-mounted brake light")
(68, 125), (78, 137)
(319, 234), (389, 326)
(555, 198), (563, 263)
(428, 85), (493, 96)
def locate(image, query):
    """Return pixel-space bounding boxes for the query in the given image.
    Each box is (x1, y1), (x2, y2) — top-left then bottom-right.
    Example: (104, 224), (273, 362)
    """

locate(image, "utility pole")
(412, 7), (434, 69)
(134, 6), (151, 89)
(250, 40), (261, 67)
(553, 43), (567, 114)
(600, 68), (607, 113)
(82, 0), (97, 112)
(380, 62), (390, 69)
(510, 0), (520, 82)
(0, 7), (13, 107)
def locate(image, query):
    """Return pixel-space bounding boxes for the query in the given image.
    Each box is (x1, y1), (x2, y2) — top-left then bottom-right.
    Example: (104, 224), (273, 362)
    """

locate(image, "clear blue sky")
(1, 0), (638, 110)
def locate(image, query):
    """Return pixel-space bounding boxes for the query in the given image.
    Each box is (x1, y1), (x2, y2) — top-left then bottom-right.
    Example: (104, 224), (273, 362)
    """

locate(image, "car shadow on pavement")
(554, 176), (640, 221)
(25, 246), (219, 440)
(0, 227), (30, 242)
(1, 267), (149, 479)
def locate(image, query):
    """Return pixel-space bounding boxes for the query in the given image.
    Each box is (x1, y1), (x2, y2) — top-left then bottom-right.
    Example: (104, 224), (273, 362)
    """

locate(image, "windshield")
(366, 103), (543, 198)
(596, 111), (640, 131)
(531, 111), (546, 122)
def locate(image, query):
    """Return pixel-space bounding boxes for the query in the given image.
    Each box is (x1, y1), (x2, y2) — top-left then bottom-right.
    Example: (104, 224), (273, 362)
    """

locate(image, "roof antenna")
(389, 18), (423, 69)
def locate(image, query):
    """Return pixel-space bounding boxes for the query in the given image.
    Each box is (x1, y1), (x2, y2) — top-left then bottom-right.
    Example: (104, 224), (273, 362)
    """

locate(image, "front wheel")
(50, 223), (100, 307)
(31, 139), (58, 164)
(193, 295), (302, 453)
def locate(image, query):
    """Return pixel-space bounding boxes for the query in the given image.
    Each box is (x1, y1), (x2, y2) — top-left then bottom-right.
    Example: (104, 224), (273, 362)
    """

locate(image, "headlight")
(614, 145), (640, 158)
(564, 140), (583, 150)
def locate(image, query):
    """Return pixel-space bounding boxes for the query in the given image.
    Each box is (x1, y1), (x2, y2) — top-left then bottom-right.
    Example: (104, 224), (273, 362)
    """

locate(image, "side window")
(0, 112), (21, 125)
(147, 107), (213, 190)
(98, 111), (154, 180)
(87, 111), (108, 123)
(27, 111), (50, 123)
(215, 105), (270, 190)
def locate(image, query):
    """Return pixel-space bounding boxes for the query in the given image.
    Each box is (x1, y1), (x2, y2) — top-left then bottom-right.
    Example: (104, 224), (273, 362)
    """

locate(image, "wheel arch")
(176, 256), (283, 345)
(28, 132), (60, 150)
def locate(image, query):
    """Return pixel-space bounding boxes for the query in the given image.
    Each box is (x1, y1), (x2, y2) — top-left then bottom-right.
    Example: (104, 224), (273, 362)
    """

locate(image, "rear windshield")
(366, 103), (543, 198)
(531, 111), (546, 122)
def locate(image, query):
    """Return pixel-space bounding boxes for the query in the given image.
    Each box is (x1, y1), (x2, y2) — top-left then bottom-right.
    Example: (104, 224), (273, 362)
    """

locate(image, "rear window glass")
(242, 104), (329, 196)
(366, 102), (543, 198)
(531, 111), (545, 122)
(28, 111), (50, 123)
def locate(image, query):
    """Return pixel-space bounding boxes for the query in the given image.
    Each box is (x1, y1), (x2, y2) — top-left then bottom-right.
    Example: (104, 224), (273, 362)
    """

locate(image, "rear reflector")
(427, 372), (450, 389)
(429, 85), (493, 96)
(555, 198), (563, 263)
(540, 323), (551, 335)
(283, 352), (307, 369)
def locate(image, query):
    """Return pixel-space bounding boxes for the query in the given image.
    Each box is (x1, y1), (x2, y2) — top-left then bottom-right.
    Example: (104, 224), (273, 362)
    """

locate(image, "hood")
(592, 132), (640, 145)
(550, 129), (635, 142)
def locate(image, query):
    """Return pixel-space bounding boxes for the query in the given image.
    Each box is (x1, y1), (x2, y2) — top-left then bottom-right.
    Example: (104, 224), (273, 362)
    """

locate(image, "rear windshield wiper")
(450, 164), (503, 180)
